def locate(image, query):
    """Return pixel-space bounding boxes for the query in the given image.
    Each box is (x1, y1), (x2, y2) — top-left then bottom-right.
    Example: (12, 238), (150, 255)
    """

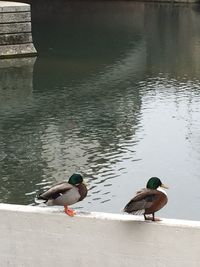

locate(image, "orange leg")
(64, 205), (76, 217)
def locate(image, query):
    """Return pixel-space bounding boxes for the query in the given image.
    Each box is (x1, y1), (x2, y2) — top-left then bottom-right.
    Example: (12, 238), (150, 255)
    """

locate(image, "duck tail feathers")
(34, 194), (47, 204)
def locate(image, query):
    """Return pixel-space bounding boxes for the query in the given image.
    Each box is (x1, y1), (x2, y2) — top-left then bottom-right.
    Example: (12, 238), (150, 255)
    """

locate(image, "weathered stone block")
(0, 33), (32, 45)
(0, 1), (37, 58)
(0, 11), (31, 23)
(0, 43), (37, 58)
(0, 22), (31, 34)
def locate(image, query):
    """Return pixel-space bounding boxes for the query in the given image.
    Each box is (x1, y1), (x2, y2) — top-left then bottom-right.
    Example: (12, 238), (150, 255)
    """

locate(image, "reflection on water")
(0, 57), (36, 204)
(0, 58), (35, 110)
(0, 2), (200, 220)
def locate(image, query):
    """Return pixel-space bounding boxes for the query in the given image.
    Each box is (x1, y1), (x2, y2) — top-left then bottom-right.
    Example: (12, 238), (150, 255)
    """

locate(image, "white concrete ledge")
(1, 203), (200, 267)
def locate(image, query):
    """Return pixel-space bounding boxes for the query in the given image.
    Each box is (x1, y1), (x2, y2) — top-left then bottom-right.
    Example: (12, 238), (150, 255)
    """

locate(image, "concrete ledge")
(0, 203), (200, 267)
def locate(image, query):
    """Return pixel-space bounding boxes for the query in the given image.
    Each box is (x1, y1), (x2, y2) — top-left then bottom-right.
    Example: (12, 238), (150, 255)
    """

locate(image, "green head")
(68, 173), (83, 185)
(146, 177), (168, 190)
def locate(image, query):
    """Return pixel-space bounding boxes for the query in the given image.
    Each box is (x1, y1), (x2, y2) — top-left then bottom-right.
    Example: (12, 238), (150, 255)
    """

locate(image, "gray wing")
(38, 182), (73, 200)
(123, 189), (160, 213)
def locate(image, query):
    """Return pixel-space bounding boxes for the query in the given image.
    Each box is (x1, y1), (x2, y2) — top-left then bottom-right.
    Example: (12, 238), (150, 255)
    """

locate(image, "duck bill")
(161, 183), (169, 189)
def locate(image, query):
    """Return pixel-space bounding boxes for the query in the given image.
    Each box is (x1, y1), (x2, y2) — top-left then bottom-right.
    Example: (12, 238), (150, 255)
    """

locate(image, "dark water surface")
(0, 2), (200, 220)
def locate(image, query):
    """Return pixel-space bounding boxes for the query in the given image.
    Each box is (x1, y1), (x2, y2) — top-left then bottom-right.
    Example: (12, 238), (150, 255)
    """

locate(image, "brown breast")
(77, 183), (88, 201)
(145, 191), (168, 215)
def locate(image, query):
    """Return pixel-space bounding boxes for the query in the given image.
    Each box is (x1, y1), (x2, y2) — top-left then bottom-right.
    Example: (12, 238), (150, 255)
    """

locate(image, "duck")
(123, 177), (168, 221)
(37, 173), (88, 216)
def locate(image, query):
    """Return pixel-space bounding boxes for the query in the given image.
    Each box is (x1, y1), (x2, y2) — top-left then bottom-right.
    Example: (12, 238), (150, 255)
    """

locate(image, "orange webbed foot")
(64, 206), (76, 217)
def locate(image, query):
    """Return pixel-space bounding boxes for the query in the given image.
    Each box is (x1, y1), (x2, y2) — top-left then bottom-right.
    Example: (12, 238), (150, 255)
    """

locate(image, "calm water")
(0, 2), (200, 220)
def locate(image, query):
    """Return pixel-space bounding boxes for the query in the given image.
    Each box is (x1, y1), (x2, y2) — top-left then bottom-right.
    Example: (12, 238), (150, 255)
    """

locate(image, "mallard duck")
(123, 177), (168, 221)
(37, 173), (87, 216)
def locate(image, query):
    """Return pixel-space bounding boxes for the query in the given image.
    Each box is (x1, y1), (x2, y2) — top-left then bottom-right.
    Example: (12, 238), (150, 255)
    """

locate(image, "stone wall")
(0, 1), (37, 58)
